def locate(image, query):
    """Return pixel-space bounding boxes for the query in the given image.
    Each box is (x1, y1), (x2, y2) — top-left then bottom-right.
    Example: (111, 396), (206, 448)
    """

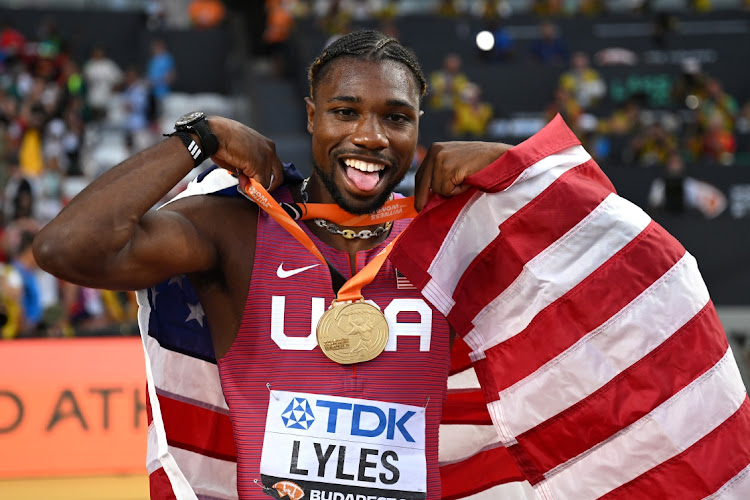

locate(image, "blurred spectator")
(0, 259), (22, 338)
(0, 19), (26, 66)
(628, 122), (677, 167)
(145, 0), (167, 31)
(558, 51), (606, 110)
(599, 93), (645, 136)
(648, 152), (727, 218)
(471, 0), (512, 19)
(671, 57), (707, 110)
(321, 0), (353, 40)
(698, 78), (738, 134)
(531, 0), (563, 16)
(264, 0), (295, 78)
(18, 104), (45, 178)
(529, 21), (568, 66)
(481, 21), (514, 63)
(121, 66), (153, 154)
(188, 0), (226, 29)
(83, 45), (123, 122)
(9, 229), (42, 335)
(702, 109), (736, 165)
(436, 0), (460, 16)
(545, 86), (582, 130)
(452, 82), (493, 137)
(146, 38), (176, 116)
(651, 11), (677, 48)
(429, 53), (469, 110)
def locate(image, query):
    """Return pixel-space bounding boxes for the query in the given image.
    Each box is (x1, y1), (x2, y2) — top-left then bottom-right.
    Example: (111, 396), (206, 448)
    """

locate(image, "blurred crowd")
(0, 15), (181, 339)
(1, 0), (748, 339)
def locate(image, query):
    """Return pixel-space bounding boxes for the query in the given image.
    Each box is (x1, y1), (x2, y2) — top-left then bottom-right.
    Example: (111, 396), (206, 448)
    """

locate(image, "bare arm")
(33, 117), (284, 291)
(414, 141), (513, 211)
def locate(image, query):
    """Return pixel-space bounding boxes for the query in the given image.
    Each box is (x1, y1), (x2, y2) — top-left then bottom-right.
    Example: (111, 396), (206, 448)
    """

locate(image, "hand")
(414, 141), (512, 211)
(208, 116), (285, 192)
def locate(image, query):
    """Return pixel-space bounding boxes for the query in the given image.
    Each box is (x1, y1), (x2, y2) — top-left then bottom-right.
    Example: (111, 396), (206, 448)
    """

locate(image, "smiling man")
(33, 30), (509, 499)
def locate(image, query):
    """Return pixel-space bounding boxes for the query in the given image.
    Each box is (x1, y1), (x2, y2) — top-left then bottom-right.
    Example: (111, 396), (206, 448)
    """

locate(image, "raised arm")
(414, 141), (512, 211)
(33, 116), (284, 291)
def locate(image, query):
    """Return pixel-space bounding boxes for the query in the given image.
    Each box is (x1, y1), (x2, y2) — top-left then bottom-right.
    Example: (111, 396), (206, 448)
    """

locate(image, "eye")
(332, 108), (357, 118)
(387, 113), (411, 123)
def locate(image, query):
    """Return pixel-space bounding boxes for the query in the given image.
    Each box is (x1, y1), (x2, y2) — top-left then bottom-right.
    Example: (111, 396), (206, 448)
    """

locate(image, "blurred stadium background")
(0, 0), (748, 498)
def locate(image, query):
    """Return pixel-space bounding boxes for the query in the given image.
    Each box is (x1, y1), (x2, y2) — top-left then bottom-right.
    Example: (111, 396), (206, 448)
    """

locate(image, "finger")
(414, 148), (436, 212)
(269, 157), (285, 192)
(211, 157), (236, 172)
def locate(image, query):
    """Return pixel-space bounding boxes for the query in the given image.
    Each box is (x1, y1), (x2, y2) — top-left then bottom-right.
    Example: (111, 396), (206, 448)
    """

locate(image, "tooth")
(366, 163), (375, 172)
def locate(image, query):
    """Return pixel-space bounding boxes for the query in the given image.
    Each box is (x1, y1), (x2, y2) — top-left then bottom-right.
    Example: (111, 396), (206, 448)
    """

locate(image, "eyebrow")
(328, 95), (417, 111)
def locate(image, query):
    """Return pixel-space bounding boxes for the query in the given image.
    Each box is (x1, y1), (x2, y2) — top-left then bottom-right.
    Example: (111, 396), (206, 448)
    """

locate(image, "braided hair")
(308, 30), (427, 101)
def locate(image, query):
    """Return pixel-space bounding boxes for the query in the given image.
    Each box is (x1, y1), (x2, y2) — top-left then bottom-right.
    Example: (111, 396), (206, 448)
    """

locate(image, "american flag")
(389, 115), (750, 499)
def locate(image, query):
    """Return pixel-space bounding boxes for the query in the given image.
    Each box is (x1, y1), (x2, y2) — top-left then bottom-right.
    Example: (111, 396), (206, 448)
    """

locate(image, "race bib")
(260, 390), (426, 500)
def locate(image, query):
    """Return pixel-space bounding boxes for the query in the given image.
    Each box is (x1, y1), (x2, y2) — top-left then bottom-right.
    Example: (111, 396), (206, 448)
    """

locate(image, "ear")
(305, 97), (315, 135)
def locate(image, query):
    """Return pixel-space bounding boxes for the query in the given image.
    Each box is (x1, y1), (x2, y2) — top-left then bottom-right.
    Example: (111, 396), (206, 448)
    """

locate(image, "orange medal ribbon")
(242, 179), (413, 302)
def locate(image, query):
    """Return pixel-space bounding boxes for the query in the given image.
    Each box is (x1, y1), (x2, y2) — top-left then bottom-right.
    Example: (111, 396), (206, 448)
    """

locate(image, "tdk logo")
(317, 400), (416, 443)
(282, 397), (315, 430)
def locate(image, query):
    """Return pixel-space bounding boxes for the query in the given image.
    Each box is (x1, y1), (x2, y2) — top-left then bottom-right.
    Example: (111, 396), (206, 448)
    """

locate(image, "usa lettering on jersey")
(271, 297), (432, 352)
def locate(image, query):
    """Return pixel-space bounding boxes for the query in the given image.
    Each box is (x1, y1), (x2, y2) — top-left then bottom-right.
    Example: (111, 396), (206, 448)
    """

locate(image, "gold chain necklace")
(301, 177), (393, 240)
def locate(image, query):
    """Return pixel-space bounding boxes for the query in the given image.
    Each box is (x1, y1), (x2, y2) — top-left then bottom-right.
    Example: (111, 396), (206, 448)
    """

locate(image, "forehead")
(315, 58), (420, 106)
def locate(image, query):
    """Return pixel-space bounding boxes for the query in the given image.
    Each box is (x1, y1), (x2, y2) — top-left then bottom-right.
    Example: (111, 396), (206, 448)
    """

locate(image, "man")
(33, 30), (508, 499)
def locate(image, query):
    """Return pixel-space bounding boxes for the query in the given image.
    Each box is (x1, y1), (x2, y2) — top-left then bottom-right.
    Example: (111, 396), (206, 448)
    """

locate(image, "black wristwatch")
(172, 111), (219, 167)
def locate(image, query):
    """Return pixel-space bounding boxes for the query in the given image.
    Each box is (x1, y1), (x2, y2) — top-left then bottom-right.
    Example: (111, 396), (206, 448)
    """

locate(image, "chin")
(315, 163), (398, 215)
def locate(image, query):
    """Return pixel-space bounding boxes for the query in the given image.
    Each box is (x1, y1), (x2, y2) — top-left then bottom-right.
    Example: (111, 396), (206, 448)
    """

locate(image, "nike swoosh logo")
(277, 263), (320, 279)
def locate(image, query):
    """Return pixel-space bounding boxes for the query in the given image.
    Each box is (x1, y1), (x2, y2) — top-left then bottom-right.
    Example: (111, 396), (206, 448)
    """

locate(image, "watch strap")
(189, 118), (219, 158)
(169, 131), (205, 167)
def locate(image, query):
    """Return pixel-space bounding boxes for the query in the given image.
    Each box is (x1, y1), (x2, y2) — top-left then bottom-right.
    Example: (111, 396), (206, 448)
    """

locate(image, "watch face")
(175, 111), (205, 128)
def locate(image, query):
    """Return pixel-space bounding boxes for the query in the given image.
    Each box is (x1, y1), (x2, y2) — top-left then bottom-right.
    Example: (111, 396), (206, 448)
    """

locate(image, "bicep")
(90, 207), (218, 291)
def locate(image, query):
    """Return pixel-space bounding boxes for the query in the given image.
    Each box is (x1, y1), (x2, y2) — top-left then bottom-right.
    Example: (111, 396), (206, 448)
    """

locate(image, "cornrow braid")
(308, 29), (427, 101)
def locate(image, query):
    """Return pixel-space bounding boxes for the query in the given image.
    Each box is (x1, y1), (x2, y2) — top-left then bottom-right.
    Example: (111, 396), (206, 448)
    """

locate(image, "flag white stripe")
(706, 463), (750, 499)
(494, 253), (709, 439)
(465, 193), (651, 353)
(137, 289), (198, 500)
(145, 335), (229, 411)
(539, 348), (746, 500)
(426, 146), (591, 305)
(162, 169), (238, 207)
(438, 424), (503, 463)
(447, 367), (481, 390)
(170, 446), (238, 500)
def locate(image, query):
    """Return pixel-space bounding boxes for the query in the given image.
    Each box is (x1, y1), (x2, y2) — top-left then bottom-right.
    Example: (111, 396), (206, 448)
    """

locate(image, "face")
(306, 57), (421, 215)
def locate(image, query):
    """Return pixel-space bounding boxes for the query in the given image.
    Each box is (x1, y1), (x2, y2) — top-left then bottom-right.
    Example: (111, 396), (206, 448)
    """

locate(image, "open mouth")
(341, 158), (387, 193)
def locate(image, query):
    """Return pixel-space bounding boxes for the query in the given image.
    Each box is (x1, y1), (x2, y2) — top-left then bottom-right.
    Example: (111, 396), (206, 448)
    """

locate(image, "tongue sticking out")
(346, 166), (380, 192)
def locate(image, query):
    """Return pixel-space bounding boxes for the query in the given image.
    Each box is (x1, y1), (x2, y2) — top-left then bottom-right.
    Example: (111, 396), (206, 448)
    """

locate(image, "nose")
(352, 115), (389, 150)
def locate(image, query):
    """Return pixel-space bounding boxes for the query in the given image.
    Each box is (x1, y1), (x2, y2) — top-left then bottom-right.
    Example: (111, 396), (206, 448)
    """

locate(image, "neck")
(294, 174), (392, 256)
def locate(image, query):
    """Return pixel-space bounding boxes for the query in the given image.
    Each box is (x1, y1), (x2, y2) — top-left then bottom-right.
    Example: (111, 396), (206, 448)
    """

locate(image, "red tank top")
(218, 186), (451, 499)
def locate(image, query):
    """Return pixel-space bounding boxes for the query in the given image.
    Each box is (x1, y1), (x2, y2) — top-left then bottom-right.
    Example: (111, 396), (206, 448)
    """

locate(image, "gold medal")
(317, 299), (389, 364)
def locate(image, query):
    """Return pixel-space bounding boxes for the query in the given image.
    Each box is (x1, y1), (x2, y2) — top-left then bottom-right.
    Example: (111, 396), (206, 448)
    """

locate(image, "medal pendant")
(316, 299), (389, 364)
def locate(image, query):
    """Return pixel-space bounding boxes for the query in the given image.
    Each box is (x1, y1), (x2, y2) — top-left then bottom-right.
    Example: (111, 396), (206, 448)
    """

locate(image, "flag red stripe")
(600, 397), (750, 500)
(440, 446), (525, 500)
(449, 336), (473, 375)
(389, 115), (583, 291)
(389, 188), (477, 289)
(149, 467), (179, 500)
(480, 221), (685, 394)
(464, 114), (583, 193)
(518, 302), (728, 473)
(447, 160), (612, 334)
(157, 393), (237, 463)
(443, 388), (493, 425)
